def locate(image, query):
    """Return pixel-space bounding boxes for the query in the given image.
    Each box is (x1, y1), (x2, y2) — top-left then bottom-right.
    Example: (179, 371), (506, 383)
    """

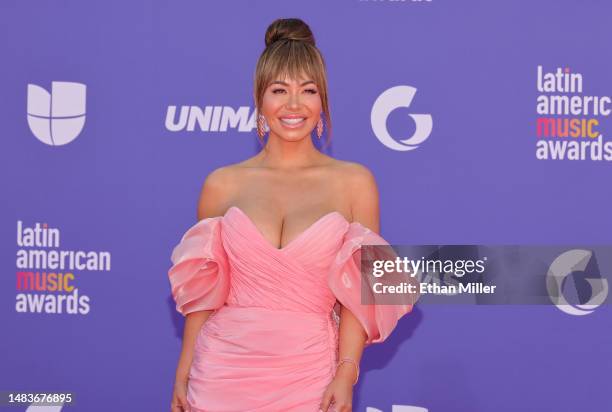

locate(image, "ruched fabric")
(168, 217), (229, 315)
(167, 206), (414, 412)
(328, 222), (415, 346)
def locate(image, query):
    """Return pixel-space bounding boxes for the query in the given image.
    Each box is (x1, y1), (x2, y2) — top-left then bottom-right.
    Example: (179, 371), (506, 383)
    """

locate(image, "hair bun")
(265, 18), (315, 47)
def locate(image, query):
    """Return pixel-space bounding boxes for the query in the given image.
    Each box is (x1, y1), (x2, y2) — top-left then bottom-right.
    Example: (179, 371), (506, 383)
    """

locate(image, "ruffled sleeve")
(168, 217), (230, 316)
(328, 223), (417, 346)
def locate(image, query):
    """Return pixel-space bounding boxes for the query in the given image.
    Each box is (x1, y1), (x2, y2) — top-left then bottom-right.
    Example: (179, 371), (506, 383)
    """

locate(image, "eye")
(271, 88), (286, 94)
(304, 88), (318, 94)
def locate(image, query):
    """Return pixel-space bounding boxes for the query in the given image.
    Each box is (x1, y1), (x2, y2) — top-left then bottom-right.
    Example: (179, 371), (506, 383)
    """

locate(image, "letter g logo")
(371, 85), (432, 151)
(546, 249), (609, 316)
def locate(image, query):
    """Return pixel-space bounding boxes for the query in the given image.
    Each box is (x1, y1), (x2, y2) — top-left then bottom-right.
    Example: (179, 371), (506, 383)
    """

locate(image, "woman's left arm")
(320, 164), (380, 412)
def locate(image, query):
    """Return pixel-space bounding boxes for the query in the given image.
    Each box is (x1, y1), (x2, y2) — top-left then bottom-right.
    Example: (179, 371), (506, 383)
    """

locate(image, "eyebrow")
(270, 80), (316, 86)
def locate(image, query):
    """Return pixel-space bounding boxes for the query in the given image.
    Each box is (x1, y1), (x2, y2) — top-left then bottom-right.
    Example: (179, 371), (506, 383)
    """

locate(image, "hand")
(171, 378), (191, 412)
(319, 363), (356, 412)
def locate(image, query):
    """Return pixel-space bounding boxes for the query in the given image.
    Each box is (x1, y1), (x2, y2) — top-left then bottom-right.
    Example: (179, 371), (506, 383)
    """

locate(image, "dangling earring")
(257, 114), (267, 138)
(316, 117), (324, 139)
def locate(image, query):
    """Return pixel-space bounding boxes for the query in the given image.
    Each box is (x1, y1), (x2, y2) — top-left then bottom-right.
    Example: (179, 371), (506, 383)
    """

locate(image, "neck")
(256, 132), (322, 170)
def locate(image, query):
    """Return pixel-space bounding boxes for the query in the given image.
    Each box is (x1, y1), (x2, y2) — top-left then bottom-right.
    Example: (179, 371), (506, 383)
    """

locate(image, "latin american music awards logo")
(535, 65), (612, 161)
(15, 220), (112, 315)
(371, 85), (433, 152)
(27, 81), (87, 146)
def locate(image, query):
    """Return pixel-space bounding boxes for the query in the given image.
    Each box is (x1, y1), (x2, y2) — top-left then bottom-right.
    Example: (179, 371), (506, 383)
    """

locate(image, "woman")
(168, 18), (414, 412)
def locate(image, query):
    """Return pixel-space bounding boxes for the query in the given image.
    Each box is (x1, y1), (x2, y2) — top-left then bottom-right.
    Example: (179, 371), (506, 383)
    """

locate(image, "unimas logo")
(371, 85), (432, 151)
(27, 81), (87, 146)
(546, 249), (608, 316)
(165, 105), (257, 133)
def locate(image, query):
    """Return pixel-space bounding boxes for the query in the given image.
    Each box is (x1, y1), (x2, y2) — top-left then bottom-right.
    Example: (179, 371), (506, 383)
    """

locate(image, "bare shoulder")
(332, 160), (380, 232)
(333, 160), (378, 193)
(197, 165), (241, 220)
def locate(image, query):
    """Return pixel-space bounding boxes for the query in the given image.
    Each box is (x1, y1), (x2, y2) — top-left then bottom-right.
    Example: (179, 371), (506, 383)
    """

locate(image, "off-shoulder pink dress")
(168, 206), (413, 412)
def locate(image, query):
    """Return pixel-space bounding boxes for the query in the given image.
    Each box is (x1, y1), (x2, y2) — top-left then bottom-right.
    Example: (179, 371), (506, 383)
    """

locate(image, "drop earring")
(257, 114), (267, 138)
(316, 117), (324, 139)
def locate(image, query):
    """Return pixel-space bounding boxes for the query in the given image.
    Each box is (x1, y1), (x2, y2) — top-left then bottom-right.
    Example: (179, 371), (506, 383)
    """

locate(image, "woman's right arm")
(171, 167), (234, 411)
(172, 311), (212, 412)
(174, 310), (213, 383)
(177, 167), (233, 380)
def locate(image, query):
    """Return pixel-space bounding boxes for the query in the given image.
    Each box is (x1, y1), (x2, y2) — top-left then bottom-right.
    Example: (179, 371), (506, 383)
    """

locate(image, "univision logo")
(27, 81), (87, 146)
(371, 85), (432, 151)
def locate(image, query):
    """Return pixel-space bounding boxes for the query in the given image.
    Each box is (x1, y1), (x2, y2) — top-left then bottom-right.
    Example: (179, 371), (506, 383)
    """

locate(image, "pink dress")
(168, 206), (413, 412)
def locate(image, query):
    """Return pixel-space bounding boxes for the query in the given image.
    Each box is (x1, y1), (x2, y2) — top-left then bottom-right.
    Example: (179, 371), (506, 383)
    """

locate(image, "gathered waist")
(199, 304), (338, 360)
(215, 303), (335, 321)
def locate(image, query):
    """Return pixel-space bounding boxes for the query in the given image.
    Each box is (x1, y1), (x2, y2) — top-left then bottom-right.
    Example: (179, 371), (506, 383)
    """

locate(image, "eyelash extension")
(271, 89), (318, 94)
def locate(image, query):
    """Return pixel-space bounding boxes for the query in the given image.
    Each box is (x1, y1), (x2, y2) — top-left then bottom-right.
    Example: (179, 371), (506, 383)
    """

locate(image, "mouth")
(279, 116), (306, 128)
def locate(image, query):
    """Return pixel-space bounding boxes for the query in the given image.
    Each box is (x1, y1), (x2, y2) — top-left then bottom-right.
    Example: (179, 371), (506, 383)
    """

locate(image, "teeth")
(280, 117), (305, 125)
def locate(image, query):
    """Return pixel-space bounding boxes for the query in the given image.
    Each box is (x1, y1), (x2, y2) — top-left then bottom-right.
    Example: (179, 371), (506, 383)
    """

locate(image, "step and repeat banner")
(1, 1), (611, 411)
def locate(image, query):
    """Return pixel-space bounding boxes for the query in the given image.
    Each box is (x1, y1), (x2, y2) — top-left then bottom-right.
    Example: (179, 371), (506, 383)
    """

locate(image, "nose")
(286, 91), (301, 110)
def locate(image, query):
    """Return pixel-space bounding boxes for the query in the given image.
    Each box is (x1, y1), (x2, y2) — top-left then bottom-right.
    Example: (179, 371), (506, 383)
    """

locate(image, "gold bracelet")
(337, 357), (360, 385)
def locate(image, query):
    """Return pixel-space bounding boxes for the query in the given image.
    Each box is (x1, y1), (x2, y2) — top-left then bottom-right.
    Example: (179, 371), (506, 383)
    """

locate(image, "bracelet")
(337, 357), (360, 385)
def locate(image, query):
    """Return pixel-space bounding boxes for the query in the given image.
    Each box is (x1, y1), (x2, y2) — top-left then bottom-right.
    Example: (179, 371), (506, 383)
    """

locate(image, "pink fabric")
(168, 206), (413, 411)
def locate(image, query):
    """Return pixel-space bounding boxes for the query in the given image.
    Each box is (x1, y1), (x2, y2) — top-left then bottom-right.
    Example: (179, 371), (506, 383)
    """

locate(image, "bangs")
(257, 40), (326, 91)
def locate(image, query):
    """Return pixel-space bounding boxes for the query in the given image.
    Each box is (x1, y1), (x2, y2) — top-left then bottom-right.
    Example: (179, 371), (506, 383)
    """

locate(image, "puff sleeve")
(167, 217), (230, 316)
(328, 223), (417, 346)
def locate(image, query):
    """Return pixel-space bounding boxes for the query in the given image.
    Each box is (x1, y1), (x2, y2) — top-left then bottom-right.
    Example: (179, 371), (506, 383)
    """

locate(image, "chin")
(271, 126), (315, 142)
(276, 133), (311, 142)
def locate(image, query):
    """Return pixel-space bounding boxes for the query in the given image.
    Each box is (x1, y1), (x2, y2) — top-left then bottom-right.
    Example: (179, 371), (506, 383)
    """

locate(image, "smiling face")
(260, 74), (323, 142)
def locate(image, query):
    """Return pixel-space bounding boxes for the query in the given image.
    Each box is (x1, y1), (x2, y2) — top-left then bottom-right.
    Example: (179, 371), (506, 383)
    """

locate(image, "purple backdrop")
(1, 0), (611, 411)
